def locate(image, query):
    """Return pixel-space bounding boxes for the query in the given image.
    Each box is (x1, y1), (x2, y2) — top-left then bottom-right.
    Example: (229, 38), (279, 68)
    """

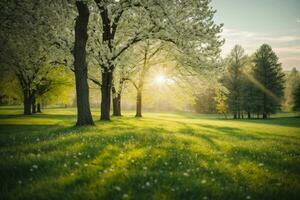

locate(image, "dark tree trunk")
(233, 113), (237, 119)
(262, 112), (267, 119)
(112, 85), (121, 116)
(31, 96), (36, 114)
(23, 90), (31, 115)
(112, 94), (121, 116)
(101, 70), (112, 120)
(73, 1), (94, 126)
(37, 102), (42, 113)
(136, 90), (142, 117)
(247, 112), (251, 119)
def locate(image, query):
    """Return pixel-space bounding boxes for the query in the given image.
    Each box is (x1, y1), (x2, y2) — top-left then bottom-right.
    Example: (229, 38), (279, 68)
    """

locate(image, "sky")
(211, 0), (300, 71)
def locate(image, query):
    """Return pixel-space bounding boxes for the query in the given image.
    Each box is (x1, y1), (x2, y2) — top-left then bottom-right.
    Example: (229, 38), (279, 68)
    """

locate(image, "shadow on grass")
(0, 111), (300, 200)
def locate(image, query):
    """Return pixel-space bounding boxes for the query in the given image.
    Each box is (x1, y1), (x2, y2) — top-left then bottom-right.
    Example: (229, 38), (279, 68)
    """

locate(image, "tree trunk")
(112, 94), (121, 116)
(37, 102), (42, 113)
(112, 85), (121, 116)
(73, 1), (94, 126)
(101, 70), (112, 120)
(262, 112), (267, 119)
(23, 90), (31, 115)
(247, 112), (251, 119)
(31, 96), (36, 114)
(233, 113), (237, 119)
(136, 90), (142, 117)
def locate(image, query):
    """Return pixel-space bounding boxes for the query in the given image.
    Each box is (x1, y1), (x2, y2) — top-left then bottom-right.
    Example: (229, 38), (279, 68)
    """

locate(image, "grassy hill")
(0, 107), (299, 200)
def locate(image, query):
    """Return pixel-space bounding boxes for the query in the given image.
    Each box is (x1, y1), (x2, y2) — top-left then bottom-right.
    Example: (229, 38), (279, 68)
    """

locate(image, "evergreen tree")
(223, 45), (247, 119)
(253, 44), (285, 118)
(293, 83), (300, 112)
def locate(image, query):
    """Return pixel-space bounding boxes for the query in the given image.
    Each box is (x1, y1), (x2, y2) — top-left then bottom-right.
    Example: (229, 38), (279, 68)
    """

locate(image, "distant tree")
(240, 74), (258, 119)
(194, 88), (216, 114)
(283, 68), (300, 111)
(215, 87), (229, 119)
(252, 44), (285, 118)
(223, 45), (247, 119)
(293, 83), (300, 112)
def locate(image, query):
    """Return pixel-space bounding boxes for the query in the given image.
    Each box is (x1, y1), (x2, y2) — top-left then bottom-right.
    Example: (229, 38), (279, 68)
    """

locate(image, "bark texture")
(73, 1), (94, 126)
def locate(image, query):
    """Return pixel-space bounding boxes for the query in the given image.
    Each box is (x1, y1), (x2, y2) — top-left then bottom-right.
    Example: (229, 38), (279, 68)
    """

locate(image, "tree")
(214, 87), (229, 119)
(283, 68), (300, 111)
(89, 0), (222, 120)
(252, 44), (285, 118)
(293, 83), (300, 112)
(0, 0), (69, 115)
(223, 45), (247, 119)
(73, 1), (94, 126)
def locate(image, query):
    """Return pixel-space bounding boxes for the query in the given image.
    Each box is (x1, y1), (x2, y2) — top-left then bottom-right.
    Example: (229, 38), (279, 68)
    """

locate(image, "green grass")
(0, 106), (300, 200)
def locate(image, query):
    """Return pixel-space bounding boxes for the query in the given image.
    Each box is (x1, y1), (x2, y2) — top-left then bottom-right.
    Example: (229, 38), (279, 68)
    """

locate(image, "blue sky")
(211, 0), (300, 70)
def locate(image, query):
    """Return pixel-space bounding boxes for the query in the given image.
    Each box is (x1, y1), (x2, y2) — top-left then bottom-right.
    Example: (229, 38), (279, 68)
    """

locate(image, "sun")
(154, 74), (166, 84)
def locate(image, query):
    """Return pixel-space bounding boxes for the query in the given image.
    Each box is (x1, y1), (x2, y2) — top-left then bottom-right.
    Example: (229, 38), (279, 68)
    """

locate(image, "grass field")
(0, 106), (300, 200)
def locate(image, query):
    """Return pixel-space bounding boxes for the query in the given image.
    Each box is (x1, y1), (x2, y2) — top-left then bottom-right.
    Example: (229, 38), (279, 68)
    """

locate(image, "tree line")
(195, 44), (300, 119)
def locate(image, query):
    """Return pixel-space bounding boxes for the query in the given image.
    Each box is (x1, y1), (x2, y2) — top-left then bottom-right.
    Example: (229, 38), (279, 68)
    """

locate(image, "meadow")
(0, 106), (299, 200)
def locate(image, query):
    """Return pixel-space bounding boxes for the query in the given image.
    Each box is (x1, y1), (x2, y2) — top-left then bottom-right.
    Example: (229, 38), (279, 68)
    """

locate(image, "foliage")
(252, 44), (285, 117)
(293, 83), (300, 112)
(283, 68), (300, 111)
(214, 86), (228, 118)
(222, 45), (247, 118)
